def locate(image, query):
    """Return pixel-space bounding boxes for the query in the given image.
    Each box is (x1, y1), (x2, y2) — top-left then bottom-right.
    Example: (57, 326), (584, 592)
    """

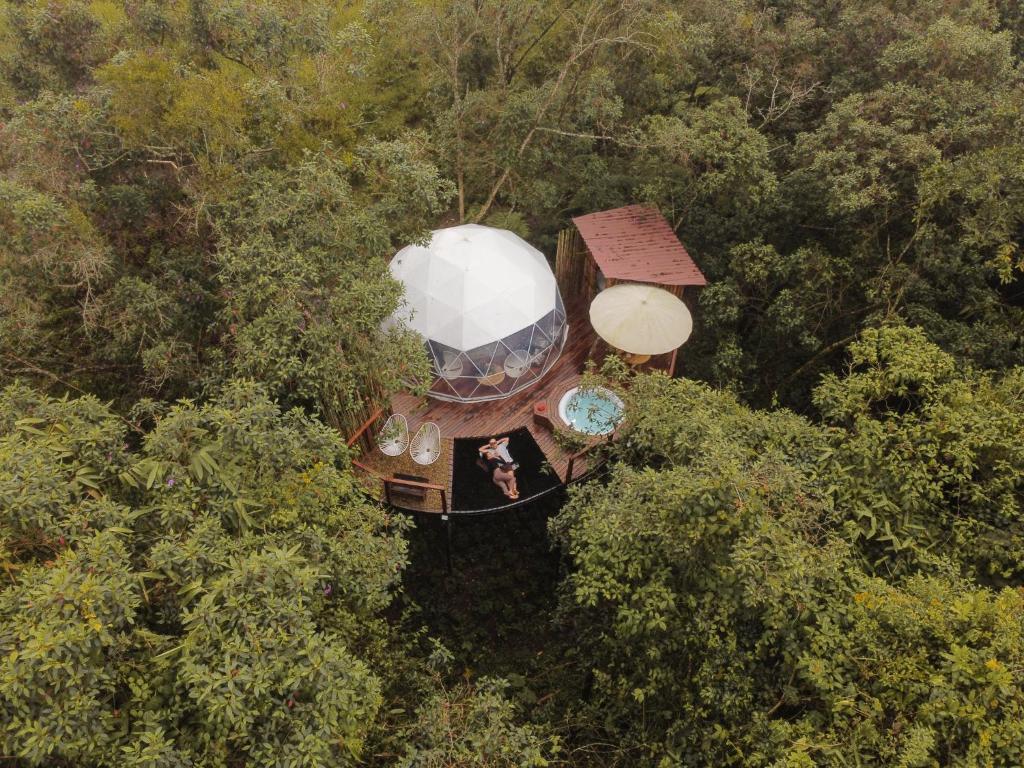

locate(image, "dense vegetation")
(2, 0), (1024, 765)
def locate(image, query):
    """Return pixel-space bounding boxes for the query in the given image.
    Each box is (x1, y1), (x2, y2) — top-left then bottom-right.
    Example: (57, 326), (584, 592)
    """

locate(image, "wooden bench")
(388, 472), (430, 500)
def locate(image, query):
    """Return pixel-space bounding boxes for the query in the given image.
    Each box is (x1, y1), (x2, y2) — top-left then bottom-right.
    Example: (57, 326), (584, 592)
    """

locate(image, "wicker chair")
(410, 422), (442, 465)
(438, 353), (465, 380)
(378, 414), (409, 457)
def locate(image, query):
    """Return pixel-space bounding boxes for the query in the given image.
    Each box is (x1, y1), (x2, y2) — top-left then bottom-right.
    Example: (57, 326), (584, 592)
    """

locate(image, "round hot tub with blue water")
(558, 386), (624, 435)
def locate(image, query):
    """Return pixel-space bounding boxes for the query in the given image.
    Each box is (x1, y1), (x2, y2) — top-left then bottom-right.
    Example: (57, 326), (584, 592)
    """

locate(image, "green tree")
(210, 145), (451, 429)
(815, 325), (1024, 582)
(0, 380), (408, 766)
(397, 677), (557, 767)
(551, 363), (1024, 765)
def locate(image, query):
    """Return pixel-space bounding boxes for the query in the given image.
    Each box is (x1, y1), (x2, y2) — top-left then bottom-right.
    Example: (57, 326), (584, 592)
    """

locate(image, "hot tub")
(558, 386), (624, 435)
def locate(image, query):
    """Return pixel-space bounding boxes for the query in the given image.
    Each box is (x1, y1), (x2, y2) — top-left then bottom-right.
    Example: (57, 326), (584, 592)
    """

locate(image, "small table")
(533, 400), (556, 430)
(622, 352), (650, 366)
(479, 368), (505, 387)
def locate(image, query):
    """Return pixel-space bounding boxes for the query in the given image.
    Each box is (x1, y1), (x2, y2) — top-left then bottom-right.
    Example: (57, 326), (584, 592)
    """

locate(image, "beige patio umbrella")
(589, 283), (693, 355)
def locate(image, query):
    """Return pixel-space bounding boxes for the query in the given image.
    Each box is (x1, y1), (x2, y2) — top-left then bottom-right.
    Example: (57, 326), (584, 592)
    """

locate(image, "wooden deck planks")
(358, 298), (599, 513)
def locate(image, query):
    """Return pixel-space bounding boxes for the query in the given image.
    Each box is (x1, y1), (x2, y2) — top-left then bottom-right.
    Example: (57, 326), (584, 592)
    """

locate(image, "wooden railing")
(351, 458), (449, 515)
(382, 476), (448, 514)
(346, 407), (384, 451)
(564, 434), (614, 484)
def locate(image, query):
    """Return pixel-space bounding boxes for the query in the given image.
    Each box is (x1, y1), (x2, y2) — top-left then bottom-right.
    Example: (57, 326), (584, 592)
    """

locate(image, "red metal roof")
(572, 205), (706, 286)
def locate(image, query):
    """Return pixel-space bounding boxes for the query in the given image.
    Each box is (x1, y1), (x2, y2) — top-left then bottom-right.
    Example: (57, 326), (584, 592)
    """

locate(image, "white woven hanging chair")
(410, 422), (441, 465)
(378, 413), (409, 457)
(438, 353), (465, 380)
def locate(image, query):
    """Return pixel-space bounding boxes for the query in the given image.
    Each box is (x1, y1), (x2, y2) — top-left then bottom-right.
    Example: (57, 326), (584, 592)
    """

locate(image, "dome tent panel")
(427, 339), (465, 379)
(388, 224), (567, 403)
(498, 324), (537, 370)
(465, 340), (502, 378)
(389, 224), (559, 351)
(554, 290), (566, 324)
(422, 315), (566, 402)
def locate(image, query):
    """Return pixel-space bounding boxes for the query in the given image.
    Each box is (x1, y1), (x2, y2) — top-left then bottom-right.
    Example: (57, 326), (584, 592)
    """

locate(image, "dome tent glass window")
(388, 224), (568, 403)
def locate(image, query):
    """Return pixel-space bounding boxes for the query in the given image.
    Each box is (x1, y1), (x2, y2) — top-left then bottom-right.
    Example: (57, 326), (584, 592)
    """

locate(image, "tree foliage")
(553, 340), (1024, 765)
(0, 381), (406, 766)
(816, 326), (1024, 582)
(2, 0), (1024, 765)
(211, 144), (449, 427)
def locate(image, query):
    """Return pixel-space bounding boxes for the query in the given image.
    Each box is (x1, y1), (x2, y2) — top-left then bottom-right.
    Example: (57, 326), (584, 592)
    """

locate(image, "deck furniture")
(503, 350), (530, 378)
(390, 472), (429, 499)
(533, 401), (556, 431)
(478, 367), (506, 387)
(590, 283), (692, 357)
(377, 413), (409, 456)
(439, 353), (464, 380)
(410, 422), (442, 465)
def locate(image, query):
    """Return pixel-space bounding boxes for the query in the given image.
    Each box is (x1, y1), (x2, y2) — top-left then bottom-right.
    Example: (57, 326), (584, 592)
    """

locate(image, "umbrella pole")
(669, 347), (679, 378)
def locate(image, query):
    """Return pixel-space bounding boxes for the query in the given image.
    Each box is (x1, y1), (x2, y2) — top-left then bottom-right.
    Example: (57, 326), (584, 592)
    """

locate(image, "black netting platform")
(451, 427), (561, 512)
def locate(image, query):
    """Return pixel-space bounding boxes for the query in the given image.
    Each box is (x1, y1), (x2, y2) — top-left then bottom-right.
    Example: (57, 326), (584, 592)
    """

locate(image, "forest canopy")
(2, 0), (1024, 766)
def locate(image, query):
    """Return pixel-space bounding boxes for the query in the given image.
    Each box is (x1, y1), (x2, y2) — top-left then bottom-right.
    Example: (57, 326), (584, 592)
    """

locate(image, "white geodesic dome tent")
(388, 224), (568, 402)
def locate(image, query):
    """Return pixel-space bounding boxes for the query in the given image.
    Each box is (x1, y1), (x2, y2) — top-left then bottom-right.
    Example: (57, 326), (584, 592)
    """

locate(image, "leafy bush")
(0, 381), (405, 766)
(552, 344), (1024, 765)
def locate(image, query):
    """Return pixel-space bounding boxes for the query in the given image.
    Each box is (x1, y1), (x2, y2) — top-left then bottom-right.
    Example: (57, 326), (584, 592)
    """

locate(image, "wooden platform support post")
(442, 514), (453, 573)
(555, 227), (588, 303)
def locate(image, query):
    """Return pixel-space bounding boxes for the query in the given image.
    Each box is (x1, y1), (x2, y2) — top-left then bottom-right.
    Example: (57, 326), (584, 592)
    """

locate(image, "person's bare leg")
(497, 469), (518, 497)
(493, 474), (512, 496)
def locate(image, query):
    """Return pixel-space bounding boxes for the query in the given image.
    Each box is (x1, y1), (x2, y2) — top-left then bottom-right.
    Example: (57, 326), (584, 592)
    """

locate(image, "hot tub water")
(558, 386), (624, 435)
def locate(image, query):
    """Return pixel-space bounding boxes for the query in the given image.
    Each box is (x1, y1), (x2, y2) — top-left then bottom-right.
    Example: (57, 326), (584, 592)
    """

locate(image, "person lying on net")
(479, 436), (517, 468)
(479, 436), (519, 499)
(490, 461), (519, 499)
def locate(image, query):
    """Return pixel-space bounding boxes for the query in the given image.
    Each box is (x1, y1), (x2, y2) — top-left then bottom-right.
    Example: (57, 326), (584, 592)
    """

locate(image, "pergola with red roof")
(556, 204), (705, 305)
(554, 204), (706, 374)
(571, 204), (706, 290)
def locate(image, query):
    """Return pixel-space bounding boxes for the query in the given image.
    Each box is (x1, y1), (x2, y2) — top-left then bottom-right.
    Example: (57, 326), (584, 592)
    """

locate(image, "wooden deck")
(354, 298), (672, 514)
